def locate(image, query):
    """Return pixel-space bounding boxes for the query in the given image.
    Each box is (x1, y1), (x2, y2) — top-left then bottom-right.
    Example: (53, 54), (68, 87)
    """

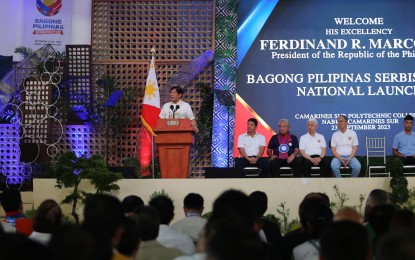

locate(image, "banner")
(236, 0), (415, 156)
(22, 0), (72, 52)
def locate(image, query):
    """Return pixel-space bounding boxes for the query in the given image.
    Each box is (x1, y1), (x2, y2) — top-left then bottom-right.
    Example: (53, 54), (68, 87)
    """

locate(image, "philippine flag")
(138, 55), (160, 172)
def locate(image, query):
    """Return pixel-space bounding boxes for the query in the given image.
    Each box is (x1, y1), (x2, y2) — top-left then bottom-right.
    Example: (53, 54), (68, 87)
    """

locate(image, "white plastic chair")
(366, 136), (389, 177)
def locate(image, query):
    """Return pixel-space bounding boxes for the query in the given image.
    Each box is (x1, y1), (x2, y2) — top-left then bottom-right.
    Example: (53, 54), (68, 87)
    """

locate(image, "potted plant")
(53, 151), (122, 224)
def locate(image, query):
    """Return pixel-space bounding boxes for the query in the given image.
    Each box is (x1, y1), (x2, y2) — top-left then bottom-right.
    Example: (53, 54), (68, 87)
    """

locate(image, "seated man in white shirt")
(171, 193), (207, 244)
(330, 115), (361, 177)
(149, 195), (195, 255)
(299, 118), (331, 177)
(235, 118), (268, 178)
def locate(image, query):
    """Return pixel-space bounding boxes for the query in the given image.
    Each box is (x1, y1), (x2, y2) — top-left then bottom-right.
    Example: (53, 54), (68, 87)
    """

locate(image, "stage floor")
(32, 177), (415, 222)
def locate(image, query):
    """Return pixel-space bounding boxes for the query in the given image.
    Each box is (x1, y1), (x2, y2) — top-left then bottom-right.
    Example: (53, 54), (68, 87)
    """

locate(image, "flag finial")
(151, 48), (156, 56)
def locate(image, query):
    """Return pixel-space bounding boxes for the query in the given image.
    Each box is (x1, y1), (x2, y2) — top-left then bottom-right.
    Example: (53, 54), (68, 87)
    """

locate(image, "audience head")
(0, 187), (23, 213)
(0, 233), (50, 259)
(183, 193), (204, 215)
(248, 191), (268, 216)
(116, 216), (140, 258)
(205, 218), (265, 260)
(320, 221), (371, 260)
(211, 189), (256, 231)
(48, 224), (96, 260)
(136, 206), (160, 241)
(82, 194), (124, 260)
(366, 204), (396, 241)
(334, 207), (363, 224)
(149, 195), (175, 225)
(375, 228), (415, 260)
(33, 199), (62, 233)
(121, 195), (144, 216)
(298, 197), (333, 238)
(391, 209), (415, 229)
(365, 189), (390, 221)
(303, 192), (330, 207)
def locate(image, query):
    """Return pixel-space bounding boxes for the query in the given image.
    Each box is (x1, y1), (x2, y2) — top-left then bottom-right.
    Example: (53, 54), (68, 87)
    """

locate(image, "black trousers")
(301, 155), (331, 177)
(235, 157), (269, 178)
(269, 157), (301, 177)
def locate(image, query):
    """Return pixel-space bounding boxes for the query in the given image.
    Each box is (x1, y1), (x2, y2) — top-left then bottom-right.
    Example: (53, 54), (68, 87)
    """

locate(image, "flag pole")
(151, 47), (156, 179)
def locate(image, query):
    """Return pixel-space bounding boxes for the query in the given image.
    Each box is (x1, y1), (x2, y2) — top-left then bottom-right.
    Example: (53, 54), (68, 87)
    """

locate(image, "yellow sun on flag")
(145, 80), (158, 100)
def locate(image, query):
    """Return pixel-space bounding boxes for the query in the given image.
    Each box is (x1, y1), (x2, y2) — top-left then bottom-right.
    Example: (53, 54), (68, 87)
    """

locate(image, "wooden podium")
(154, 118), (194, 178)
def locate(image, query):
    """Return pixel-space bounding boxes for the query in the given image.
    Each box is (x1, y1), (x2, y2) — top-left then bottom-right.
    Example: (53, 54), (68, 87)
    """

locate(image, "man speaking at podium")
(159, 86), (198, 133)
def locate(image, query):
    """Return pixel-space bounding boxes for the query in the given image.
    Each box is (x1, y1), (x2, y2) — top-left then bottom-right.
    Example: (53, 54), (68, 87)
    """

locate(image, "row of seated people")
(2, 186), (415, 260)
(236, 115), (415, 178)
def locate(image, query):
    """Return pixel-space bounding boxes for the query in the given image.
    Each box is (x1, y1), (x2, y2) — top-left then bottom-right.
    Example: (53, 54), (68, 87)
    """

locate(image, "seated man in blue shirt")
(392, 114), (415, 165)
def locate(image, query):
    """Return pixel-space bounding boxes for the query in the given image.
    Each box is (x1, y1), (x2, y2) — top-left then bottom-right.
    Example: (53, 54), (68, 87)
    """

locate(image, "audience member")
(149, 195), (195, 255)
(319, 221), (371, 260)
(82, 194), (125, 260)
(292, 198), (333, 260)
(364, 189), (390, 222)
(366, 204), (396, 249)
(267, 119), (301, 177)
(0, 233), (51, 259)
(29, 199), (62, 245)
(249, 191), (282, 247)
(375, 228), (415, 260)
(0, 187), (32, 235)
(171, 193), (207, 243)
(330, 115), (361, 177)
(115, 216), (140, 260)
(334, 207), (363, 224)
(209, 189), (278, 260)
(236, 118), (268, 177)
(299, 118), (331, 177)
(279, 193), (329, 260)
(392, 114), (415, 165)
(390, 209), (415, 229)
(121, 195), (144, 217)
(48, 224), (96, 260)
(136, 206), (182, 260)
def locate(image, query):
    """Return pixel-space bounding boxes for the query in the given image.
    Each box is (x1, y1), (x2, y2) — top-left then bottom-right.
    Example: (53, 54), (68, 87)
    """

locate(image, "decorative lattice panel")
(89, 0), (215, 176)
(0, 124), (23, 184)
(21, 78), (52, 144)
(66, 45), (93, 106)
(52, 125), (108, 159)
(92, 0), (215, 61)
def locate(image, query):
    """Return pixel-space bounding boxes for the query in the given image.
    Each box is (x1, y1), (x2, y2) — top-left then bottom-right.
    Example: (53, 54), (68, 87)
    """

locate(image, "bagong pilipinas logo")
(36, 0), (62, 16)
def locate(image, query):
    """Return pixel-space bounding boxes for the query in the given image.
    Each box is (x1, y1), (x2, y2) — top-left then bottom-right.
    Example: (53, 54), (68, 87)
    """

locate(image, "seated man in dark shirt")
(267, 119), (300, 177)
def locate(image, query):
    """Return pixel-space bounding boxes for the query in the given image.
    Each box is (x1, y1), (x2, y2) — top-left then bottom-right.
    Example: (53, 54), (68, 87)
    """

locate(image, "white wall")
(0, 0), (92, 61)
(33, 178), (413, 223)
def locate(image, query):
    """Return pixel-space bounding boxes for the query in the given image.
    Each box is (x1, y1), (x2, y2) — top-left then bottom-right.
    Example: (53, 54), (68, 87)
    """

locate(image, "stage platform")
(32, 177), (415, 222)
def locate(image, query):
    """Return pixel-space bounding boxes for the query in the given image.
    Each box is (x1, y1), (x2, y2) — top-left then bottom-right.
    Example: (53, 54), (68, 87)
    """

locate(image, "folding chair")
(366, 136), (389, 177)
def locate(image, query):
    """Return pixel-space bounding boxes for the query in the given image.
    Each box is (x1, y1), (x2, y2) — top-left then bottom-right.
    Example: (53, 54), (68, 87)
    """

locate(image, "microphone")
(175, 105), (180, 111)
(170, 105), (175, 118)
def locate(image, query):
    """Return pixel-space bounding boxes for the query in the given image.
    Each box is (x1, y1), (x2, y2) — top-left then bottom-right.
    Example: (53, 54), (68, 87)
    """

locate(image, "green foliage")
(53, 151), (121, 223)
(401, 187), (415, 211)
(274, 202), (299, 235)
(202, 211), (213, 221)
(357, 194), (367, 216)
(193, 83), (213, 162)
(390, 175), (409, 206)
(386, 157), (404, 177)
(123, 157), (141, 177)
(330, 184), (350, 211)
(148, 189), (174, 204)
(82, 75), (140, 163)
(14, 46), (35, 58)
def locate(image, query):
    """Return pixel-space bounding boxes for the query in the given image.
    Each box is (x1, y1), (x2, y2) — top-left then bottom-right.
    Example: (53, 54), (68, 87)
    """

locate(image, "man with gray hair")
(330, 115), (361, 177)
(267, 118), (300, 177)
(299, 118), (331, 177)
